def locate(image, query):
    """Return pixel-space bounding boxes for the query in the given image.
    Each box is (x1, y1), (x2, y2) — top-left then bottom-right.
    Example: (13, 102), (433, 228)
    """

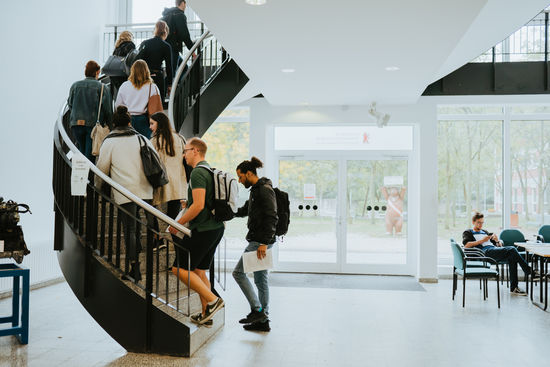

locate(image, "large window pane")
(437, 120), (503, 265)
(510, 120), (550, 238)
(201, 116), (250, 261)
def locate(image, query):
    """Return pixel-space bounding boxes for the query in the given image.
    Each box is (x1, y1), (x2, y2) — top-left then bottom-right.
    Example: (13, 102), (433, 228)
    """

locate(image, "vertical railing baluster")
(165, 240), (169, 304)
(108, 201), (114, 263)
(116, 207), (122, 268)
(100, 196), (106, 256)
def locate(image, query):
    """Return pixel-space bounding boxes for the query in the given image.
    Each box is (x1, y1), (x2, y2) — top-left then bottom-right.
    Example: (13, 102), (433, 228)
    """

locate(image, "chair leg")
(452, 273), (457, 300)
(497, 275), (500, 309)
(506, 265), (509, 288)
(480, 279), (482, 289)
(463, 277), (466, 307)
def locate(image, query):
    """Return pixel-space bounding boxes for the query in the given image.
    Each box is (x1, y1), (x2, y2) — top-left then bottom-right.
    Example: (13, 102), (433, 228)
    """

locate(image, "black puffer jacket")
(236, 177), (278, 245)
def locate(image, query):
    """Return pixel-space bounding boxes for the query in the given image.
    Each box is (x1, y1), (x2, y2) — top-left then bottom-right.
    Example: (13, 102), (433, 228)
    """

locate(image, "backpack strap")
(195, 165), (215, 212)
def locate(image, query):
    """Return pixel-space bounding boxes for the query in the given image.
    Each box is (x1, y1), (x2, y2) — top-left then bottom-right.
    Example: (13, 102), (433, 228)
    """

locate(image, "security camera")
(368, 102), (390, 128)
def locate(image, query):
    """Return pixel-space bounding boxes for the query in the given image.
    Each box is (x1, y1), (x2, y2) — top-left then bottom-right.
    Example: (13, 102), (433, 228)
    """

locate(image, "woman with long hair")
(115, 60), (161, 138)
(110, 31), (136, 95)
(149, 111), (187, 220)
(136, 20), (172, 104)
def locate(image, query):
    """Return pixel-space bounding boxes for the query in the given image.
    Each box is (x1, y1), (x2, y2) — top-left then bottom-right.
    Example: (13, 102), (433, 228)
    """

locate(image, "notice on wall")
(0, 240), (4, 252)
(71, 154), (90, 196)
(304, 183), (316, 200)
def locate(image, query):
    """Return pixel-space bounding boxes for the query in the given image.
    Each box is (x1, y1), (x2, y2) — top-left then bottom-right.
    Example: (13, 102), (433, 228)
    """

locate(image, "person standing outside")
(232, 157), (278, 332)
(67, 60), (112, 160)
(168, 137), (225, 325)
(162, 0), (194, 76)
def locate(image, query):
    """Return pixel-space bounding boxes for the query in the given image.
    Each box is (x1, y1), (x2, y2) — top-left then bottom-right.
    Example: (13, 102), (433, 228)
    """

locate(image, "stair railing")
(168, 30), (229, 135)
(53, 101), (197, 319)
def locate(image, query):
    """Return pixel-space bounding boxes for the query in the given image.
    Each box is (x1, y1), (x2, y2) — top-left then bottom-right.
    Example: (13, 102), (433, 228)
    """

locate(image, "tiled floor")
(0, 276), (549, 367)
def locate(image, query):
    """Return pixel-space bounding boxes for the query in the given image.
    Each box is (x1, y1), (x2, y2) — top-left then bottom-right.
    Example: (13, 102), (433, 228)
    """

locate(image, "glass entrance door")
(276, 157), (409, 274)
(344, 160), (408, 272)
(277, 159), (339, 272)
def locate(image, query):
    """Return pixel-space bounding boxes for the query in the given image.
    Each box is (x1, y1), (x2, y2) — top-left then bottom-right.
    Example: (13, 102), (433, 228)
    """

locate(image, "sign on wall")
(274, 126), (413, 151)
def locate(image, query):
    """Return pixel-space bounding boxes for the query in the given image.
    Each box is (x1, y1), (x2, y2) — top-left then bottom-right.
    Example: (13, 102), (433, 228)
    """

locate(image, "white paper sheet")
(243, 248), (273, 273)
(71, 153), (89, 196)
(166, 209), (189, 239)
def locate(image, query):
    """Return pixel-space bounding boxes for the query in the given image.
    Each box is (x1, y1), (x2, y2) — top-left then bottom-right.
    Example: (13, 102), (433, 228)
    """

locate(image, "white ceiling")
(190, 0), (550, 106)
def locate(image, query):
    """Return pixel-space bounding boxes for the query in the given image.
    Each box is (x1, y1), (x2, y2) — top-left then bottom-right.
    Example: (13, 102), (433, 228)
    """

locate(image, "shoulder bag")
(91, 84), (111, 156)
(147, 83), (163, 117)
(137, 134), (169, 188)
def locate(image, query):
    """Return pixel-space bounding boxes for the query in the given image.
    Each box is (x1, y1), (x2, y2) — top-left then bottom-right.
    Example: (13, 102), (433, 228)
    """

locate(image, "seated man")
(462, 212), (534, 295)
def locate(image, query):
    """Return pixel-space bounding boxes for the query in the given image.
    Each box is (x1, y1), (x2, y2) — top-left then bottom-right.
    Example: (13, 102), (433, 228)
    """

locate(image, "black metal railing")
(53, 104), (199, 316)
(102, 21), (204, 64)
(473, 11), (550, 63)
(169, 31), (228, 135)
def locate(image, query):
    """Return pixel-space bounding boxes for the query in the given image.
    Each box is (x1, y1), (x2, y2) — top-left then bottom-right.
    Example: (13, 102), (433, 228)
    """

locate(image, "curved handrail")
(168, 30), (212, 125)
(55, 102), (191, 237)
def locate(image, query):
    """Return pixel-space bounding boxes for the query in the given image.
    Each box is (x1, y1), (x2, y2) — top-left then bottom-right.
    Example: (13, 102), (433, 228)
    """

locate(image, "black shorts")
(172, 226), (224, 270)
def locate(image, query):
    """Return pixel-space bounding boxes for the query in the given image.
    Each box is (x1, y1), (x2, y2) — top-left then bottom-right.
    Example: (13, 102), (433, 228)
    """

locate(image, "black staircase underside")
(180, 58), (249, 138)
(423, 61), (550, 96)
(55, 212), (192, 356)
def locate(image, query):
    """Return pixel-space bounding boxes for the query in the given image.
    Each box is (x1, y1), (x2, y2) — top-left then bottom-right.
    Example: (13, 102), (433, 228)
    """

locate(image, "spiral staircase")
(52, 26), (248, 356)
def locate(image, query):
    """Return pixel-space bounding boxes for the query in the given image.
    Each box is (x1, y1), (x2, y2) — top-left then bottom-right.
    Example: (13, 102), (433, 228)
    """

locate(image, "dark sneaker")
(190, 313), (213, 327)
(244, 320), (271, 332)
(239, 310), (268, 324)
(200, 298), (224, 324)
(511, 287), (527, 296)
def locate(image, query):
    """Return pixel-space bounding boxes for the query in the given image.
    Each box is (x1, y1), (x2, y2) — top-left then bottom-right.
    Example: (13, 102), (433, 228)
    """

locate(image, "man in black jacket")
(233, 157), (278, 332)
(463, 212), (534, 295)
(162, 0), (194, 77)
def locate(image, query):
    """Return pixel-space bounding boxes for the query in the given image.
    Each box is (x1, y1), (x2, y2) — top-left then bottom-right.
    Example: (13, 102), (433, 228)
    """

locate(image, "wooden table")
(519, 243), (550, 311)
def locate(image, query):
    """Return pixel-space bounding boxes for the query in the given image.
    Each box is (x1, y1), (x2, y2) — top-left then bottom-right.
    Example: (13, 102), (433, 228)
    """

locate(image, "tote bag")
(147, 83), (163, 116)
(91, 84), (110, 156)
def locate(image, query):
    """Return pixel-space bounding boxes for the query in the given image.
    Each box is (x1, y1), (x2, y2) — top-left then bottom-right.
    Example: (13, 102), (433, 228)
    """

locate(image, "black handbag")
(102, 55), (127, 77)
(137, 135), (169, 188)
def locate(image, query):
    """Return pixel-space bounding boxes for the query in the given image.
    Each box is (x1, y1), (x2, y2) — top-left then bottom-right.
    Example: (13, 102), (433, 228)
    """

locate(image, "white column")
(417, 105), (439, 282)
(503, 106), (512, 229)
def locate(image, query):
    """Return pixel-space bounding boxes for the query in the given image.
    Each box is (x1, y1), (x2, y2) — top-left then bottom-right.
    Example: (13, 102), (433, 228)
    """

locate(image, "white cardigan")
(95, 133), (155, 205)
(151, 132), (188, 205)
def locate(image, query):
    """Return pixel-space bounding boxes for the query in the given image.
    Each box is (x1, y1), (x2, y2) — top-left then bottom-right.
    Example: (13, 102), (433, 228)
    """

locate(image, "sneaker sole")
(239, 314), (268, 324)
(200, 299), (225, 324)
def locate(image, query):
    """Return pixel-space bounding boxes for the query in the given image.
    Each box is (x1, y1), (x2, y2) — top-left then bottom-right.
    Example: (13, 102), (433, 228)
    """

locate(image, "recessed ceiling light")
(246, 0), (267, 5)
(385, 66), (400, 71)
(281, 68), (295, 73)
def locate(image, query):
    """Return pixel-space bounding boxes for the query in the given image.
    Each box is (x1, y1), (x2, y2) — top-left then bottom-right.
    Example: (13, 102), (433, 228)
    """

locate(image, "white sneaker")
(511, 287), (527, 296)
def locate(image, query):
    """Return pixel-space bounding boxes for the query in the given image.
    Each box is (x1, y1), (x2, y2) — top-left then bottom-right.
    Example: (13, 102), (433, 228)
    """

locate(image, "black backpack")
(273, 188), (290, 237)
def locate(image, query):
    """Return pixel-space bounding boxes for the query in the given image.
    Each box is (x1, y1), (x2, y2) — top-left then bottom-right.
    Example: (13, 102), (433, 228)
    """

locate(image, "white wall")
(244, 99), (439, 281)
(0, 0), (116, 287)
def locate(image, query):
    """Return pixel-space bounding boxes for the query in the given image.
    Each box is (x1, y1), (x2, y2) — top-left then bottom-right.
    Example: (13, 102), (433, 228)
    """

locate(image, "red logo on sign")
(363, 133), (370, 143)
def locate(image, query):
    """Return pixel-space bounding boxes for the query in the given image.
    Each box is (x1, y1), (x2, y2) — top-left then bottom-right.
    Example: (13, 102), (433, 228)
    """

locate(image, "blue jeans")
(71, 125), (93, 160)
(131, 115), (151, 138)
(233, 241), (273, 313)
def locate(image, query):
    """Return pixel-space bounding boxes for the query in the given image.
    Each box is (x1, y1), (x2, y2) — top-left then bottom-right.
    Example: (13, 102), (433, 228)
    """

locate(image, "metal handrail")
(104, 21), (202, 28)
(55, 102), (191, 238)
(168, 30), (212, 125)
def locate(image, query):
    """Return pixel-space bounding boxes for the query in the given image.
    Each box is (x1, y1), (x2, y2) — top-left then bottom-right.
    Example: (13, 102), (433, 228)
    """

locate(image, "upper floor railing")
(472, 10), (550, 63)
(102, 21), (204, 63)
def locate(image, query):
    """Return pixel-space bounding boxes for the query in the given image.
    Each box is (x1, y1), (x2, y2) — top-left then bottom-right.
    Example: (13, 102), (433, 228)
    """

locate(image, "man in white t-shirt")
(462, 212), (535, 295)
